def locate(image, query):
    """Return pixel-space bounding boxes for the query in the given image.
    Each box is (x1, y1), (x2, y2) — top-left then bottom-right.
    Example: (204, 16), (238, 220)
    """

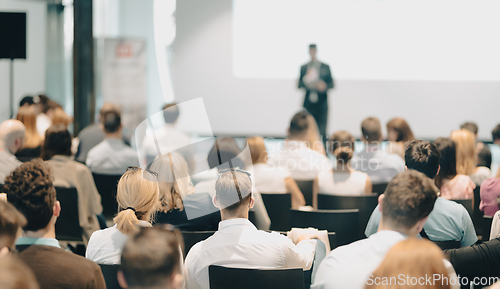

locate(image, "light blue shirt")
(311, 230), (406, 289)
(351, 145), (405, 185)
(86, 138), (139, 175)
(489, 144), (500, 177)
(16, 237), (61, 248)
(365, 197), (477, 247)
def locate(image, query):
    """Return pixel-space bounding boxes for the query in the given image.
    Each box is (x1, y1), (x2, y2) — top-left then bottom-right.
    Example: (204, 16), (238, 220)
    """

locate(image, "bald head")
(0, 120), (26, 154)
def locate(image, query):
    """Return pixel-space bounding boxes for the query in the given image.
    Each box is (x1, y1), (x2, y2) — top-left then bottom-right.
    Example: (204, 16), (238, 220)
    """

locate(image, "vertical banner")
(102, 38), (147, 141)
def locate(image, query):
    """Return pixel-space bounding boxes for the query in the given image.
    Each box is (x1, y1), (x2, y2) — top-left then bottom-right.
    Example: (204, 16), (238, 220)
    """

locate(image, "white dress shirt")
(249, 163), (291, 193)
(350, 145), (405, 184)
(36, 113), (51, 137)
(86, 138), (140, 175)
(86, 221), (152, 265)
(184, 218), (316, 289)
(318, 169), (368, 196)
(0, 147), (21, 183)
(268, 140), (332, 180)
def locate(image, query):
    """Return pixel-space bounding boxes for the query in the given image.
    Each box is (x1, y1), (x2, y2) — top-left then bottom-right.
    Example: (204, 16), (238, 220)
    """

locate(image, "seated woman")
(386, 117), (415, 159)
(15, 106), (43, 162)
(480, 169), (500, 217)
(42, 124), (103, 241)
(246, 136), (305, 209)
(314, 131), (372, 203)
(86, 167), (159, 264)
(149, 152), (221, 231)
(451, 129), (491, 186)
(305, 114), (326, 155)
(434, 137), (475, 200)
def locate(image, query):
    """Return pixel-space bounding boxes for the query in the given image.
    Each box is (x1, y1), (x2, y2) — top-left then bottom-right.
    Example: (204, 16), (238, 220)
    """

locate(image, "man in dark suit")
(298, 44), (334, 142)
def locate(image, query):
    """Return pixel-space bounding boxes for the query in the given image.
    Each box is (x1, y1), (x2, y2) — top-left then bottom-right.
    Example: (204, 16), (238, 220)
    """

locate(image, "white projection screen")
(173, 0), (500, 140)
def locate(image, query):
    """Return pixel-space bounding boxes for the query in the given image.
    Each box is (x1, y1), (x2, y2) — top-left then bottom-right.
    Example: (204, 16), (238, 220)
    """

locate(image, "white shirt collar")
(218, 218), (256, 231)
(284, 140), (308, 150)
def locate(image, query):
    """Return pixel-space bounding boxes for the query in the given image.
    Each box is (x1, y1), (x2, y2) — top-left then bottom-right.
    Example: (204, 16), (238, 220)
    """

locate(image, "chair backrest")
(317, 194), (378, 239)
(290, 209), (359, 246)
(294, 180), (314, 206)
(99, 264), (122, 289)
(55, 187), (83, 242)
(181, 231), (215, 258)
(372, 183), (388, 195)
(452, 199), (473, 219)
(92, 173), (122, 219)
(0, 183), (4, 193)
(483, 215), (493, 241)
(473, 186), (484, 236)
(209, 265), (304, 289)
(260, 193), (292, 231)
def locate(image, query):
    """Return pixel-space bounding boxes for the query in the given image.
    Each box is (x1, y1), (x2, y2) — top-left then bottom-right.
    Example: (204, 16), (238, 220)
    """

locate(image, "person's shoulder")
(435, 197), (468, 215)
(42, 245), (102, 271)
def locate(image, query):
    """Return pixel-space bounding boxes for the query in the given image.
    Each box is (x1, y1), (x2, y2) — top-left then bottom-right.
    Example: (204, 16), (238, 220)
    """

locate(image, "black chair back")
(290, 209), (359, 246)
(92, 173), (122, 219)
(473, 186), (484, 236)
(99, 264), (122, 289)
(261, 193), (291, 231)
(372, 183), (388, 195)
(55, 187), (83, 241)
(181, 231), (215, 258)
(452, 199), (473, 219)
(209, 265), (304, 289)
(0, 183), (4, 193)
(483, 215), (493, 241)
(317, 194), (378, 239)
(295, 180), (314, 206)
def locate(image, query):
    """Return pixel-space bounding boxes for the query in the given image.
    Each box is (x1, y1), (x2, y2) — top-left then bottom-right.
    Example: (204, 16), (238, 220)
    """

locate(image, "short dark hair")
(361, 117), (382, 142)
(404, 140), (440, 179)
(19, 96), (34, 107)
(492, 125), (500, 141)
(309, 44), (317, 49)
(0, 201), (27, 249)
(41, 124), (72, 160)
(5, 160), (56, 232)
(121, 227), (181, 289)
(382, 170), (437, 229)
(433, 137), (458, 188)
(215, 170), (252, 212)
(100, 110), (121, 133)
(289, 111), (310, 138)
(460, 122), (478, 135)
(207, 137), (245, 170)
(162, 103), (180, 124)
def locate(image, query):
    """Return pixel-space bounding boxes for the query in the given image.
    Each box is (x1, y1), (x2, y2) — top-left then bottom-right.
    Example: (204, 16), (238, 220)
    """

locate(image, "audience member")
(451, 129), (491, 186)
(247, 136), (306, 208)
(312, 170), (439, 289)
(315, 131), (372, 200)
(480, 173), (500, 217)
(118, 227), (184, 289)
(305, 113), (327, 155)
(149, 152), (221, 230)
(86, 167), (159, 264)
(5, 160), (106, 289)
(365, 140), (477, 247)
(461, 122), (492, 169)
(351, 117), (405, 184)
(42, 124), (102, 240)
(185, 169), (319, 289)
(86, 109), (139, 174)
(0, 201), (27, 256)
(195, 137), (271, 230)
(51, 107), (72, 129)
(365, 239), (452, 289)
(491, 125), (500, 177)
(268, 111), (331, 180)
(386, 117), (415, 158)
(0, 255), (40, 289)
(0, 120), (25, 184)
(34, 95), (52, 137)
(434, 137), (475, 200)
(15, 106), (43, 162)
(19, 95), (35, 107)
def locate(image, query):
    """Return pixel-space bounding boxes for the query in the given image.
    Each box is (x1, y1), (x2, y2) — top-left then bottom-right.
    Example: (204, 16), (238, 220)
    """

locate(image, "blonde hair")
(306, 114), (326, 154)
(16, 106), (42, 149)
(148, 152), (195, 213)
(450, 129), (476, 175)
(366, 238), (450, 289)
(113, 169), (159, 235)
(51, 107), (72, 128)
(247, 136), (268, 164)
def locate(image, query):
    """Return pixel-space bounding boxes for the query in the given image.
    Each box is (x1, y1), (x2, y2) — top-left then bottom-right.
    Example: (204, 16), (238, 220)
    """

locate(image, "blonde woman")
(247, 136), (306, 209)
(306, 114), (326, 155)
(15, 106), (43, 161)
(386, 117), (415, 158)
(451, 129), (491, 186)
(86, 167), (159, 264)
(149, 152), (221, 231)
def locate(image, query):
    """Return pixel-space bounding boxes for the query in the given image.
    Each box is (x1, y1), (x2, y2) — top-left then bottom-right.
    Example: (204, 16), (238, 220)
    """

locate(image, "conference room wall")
(173, 0), (500, 140)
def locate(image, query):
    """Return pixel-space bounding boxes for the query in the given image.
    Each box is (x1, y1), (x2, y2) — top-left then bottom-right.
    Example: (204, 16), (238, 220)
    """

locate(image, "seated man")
(365, 140), (477, 247)
(118, 227), (183, 289)
(312, 170), (440, 289)
(185, 169), (319, 289)
(0, 120), (25, 183)
(4, 160), (106, 289)
(490, 124), (500, 177)
(351, 117), (405, 184)
(0, 201), (26, 256)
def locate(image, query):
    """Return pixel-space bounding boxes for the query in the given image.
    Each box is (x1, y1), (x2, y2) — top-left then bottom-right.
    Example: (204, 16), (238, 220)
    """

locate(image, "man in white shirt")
(268, 111), (331, 180)
(0, 120), (25, 183)
(185, 169), (318, 289)
(86, 110), (139, 175)
(312, 170), (439, 289)
(351, 117), (405, 184)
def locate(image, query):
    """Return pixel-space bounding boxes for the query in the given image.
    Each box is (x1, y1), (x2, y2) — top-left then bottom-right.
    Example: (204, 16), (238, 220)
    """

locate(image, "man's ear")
(414, 216), (428, 235)
(435, 165), (440, 178)
(378, 194), (385, 212)
(0, 246), (10, 257)
(404, 165), (408, 171)
(99, 124), (105, 131)
(53, 201), (61, 218)
(212, 196), (219, 209)
(117, 271), (128, 289)
(171, 272), (184, 289)
(249, 196), (255, 209)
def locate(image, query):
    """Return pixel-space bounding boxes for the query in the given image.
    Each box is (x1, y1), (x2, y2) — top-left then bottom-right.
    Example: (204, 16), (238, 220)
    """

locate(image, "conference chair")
(181, 231), (215, 258)
(294, 180), (314, 206)
(483, 215), (493, 241)
(273, 230), (338, 252)
(209, 265), (304, 289)
(260, 193), (292, 231)
(452, 199), (473, 219)
(55, 187), (83, 242)
(473, 186), (484, 236)
(92, 173), (122, 219)
(0, 183), (4, 193)
(99, 264), (122, 289)
(317, 194), (378, 239)
(372, 183), (388, 195)
(290, 209), (359, 246)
